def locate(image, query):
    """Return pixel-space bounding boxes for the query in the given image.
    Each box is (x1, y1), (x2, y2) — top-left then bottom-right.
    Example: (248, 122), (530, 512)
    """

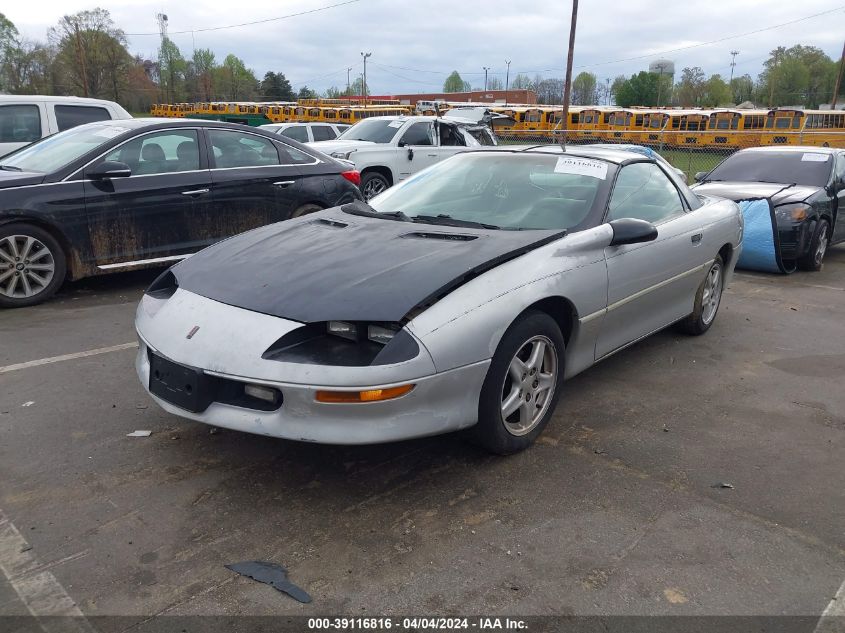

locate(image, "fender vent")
(311, 218), (349, 228)
(400, 232), (478, 241)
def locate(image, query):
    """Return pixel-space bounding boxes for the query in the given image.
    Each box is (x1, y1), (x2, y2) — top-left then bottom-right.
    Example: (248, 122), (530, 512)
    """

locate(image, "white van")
(0, 95), (132, 157)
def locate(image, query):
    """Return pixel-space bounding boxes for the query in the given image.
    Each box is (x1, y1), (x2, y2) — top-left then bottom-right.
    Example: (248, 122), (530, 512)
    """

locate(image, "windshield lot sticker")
(554, 157), (608, 179)
(801, 153), (828, 162)
(388, 120), (404, 128)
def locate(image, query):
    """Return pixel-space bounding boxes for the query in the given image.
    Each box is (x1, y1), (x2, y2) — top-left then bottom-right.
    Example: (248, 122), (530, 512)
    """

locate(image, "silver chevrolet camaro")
(135, 146), (743, 454)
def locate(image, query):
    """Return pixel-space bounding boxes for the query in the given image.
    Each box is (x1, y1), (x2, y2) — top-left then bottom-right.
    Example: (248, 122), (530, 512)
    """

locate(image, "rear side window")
(311, 125), (336, 141)
(280, 126), (309, 142)
(55, 105), (111, 132)
(608, 163), (685, 224)
(0, 105), (41, 143)
(209, 129), (280, 168)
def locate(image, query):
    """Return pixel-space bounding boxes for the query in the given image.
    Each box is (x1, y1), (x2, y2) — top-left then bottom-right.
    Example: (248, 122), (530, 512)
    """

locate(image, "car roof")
(741, 146), (841, 155)
(0, 94), (121, 106)
(84, 118), (275, 131)
(513, 144), (653, 165)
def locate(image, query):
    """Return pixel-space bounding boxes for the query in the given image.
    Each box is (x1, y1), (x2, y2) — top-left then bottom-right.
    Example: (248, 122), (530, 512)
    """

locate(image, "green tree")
(2, 40), (53, 94)
(702, 74), (732, 106)
(216, 54), (258, 100)
(730, 74), (755, 104)
(260, 70), (294, 101)
(192, 48), (215, 101)
(486, 75), (503, 91)
(615, 72), (661, 107)
(571, 71), (597, 105)
(49, 9), (132, 100)
(675, 66), (706, 106)
(610, 75), (627, 104)
(297, 85), (317, 100)
(510, 73), (533, 90)
(158, 37), (185, 102)
(443, 70), (470, 93)
(760, 45), (835, 107)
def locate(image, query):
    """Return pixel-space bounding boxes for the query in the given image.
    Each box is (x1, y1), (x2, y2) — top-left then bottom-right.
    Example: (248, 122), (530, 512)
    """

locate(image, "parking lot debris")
(711, 482), (735, 489)
(209, 427), (221, 435)
(225, 561), (312, 603)
(126, 430), (152, 437)
(21, 401), (34, 407)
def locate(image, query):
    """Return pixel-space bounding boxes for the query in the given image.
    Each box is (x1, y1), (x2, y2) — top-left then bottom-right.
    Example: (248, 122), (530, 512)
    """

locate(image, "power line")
(126, 0), (366, 36)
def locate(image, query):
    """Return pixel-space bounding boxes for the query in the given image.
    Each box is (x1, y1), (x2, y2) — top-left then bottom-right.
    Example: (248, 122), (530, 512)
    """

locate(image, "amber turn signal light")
(315, 384), (414, 403)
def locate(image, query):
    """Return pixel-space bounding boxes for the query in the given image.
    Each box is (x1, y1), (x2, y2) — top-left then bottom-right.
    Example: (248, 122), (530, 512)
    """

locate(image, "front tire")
(797, 219), (829, 272)
(0, 223), (66, 308)
(679, 255), (724, 335)
(470, 311), (565, 454)
(360, 172), (390, 200)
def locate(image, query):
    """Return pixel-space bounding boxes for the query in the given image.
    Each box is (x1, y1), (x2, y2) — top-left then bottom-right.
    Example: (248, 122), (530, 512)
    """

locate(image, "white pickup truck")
(308, 113), (498, 199)
(0, 95), (132, 157)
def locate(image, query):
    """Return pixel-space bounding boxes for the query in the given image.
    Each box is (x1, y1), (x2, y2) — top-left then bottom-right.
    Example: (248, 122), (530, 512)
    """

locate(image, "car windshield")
(336, 119), (402, 143)
(0, 122), (127, 173)
(706, 151), (833, 187)
(368, 152), (612, 231)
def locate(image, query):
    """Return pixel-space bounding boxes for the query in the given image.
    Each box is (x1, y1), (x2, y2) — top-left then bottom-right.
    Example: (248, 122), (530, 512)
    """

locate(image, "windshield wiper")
(341, 200), (411, 221)
(0, 164), (23, 172)
(412, 214), (501, 230)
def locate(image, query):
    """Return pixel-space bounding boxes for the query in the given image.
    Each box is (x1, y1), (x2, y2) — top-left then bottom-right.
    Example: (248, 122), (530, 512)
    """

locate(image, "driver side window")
(400, 122), (434, 146)
(607, 162), (685, 224)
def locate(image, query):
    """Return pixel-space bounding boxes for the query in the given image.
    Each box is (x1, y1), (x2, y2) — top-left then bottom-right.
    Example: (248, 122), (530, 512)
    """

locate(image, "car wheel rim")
(701, 262), (722, 326)
(500, 335), (558, 436)
(815, 225), (828, 266)
(362, 178), (387, 200)
(0, 235), (56, 299)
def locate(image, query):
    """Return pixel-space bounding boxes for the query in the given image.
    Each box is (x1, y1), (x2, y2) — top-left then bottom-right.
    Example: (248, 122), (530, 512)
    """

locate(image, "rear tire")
(679, 255), (724, 336)
(0, 223), (66, 308)
(468, 311), (565, 455)
(797, 219), (829, 272)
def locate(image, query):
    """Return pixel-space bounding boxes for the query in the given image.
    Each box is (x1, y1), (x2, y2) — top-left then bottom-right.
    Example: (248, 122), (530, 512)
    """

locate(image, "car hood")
(693, 181), (820, 206)
(170, 208), (565, 323)
(307, 139), (379, 155)
(0, 169), (46, 189)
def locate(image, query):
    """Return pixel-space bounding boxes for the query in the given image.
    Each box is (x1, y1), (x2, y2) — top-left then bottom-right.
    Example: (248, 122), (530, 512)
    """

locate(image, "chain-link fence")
(493, 130), (845, 182)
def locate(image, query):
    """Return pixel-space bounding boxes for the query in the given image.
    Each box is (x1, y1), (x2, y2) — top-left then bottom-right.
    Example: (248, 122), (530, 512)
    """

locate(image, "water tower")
(649, 59), (675, 79)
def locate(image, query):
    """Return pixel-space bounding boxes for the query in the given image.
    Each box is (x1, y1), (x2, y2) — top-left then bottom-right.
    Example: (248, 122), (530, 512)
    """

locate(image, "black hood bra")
(171, 210), (566, 323)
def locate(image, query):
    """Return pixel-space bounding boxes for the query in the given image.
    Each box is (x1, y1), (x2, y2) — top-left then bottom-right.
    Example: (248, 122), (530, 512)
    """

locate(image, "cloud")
(6, 0), (844, 93)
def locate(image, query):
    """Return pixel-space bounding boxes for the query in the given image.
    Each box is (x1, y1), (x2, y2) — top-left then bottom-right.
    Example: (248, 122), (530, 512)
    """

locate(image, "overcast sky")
(6, 0), (845, 94)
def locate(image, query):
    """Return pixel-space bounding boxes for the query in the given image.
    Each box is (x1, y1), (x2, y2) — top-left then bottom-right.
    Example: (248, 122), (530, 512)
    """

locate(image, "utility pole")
(360, 52), (371, 106)
(559, 0), (578, 147)
(346, 67), (352, 96)
(156, 13), (169, 102)
(73, 20), (89, 98)
(831, 39), (845, 109)
(729, 50), (739, 84)
(504, 60), (511, 106)
(605, 77), (610, 105)
(483, 67), (489, 92)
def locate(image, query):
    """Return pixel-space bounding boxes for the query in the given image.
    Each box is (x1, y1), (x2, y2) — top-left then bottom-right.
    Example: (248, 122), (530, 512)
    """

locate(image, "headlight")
(327, 320), (357, 340)
(367, 324), (398, 345)
(331, 150), (355, 160)
(774, 203), (810, 222)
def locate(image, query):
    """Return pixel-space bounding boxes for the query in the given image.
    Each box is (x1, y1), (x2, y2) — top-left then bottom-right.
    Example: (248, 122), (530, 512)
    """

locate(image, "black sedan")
(0, 118), (362, 307)
(694, 146), (845, 271)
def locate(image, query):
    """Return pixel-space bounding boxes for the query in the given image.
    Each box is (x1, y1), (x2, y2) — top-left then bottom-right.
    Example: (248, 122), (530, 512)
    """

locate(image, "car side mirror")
(89, 160), (131, 179)
(693, 171), (707, 183)
(609, 218), (658, 246)
(398, 140), (407, 147)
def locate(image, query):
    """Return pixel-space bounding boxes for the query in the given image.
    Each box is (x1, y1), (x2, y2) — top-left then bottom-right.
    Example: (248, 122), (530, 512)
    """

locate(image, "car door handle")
(181, 188), (209, 196)
(691, 233), (703, 244)
(427, 153), (438, 157)
(273, 180), (296, 188)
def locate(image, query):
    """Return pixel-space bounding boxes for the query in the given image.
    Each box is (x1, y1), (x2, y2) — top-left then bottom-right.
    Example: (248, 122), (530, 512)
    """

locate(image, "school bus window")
(635, 114), (644, 126)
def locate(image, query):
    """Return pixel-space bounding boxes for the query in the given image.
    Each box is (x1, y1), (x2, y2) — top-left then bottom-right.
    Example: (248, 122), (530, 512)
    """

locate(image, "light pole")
(729, 50), (739, 103)
(360, 52), (371, 106)
(559, 0), (578, 146)
(483, 67), (489, 92)
(655, 62), (666, 107)
(504, 60), (511, 105)
(347, 67), (352, 96)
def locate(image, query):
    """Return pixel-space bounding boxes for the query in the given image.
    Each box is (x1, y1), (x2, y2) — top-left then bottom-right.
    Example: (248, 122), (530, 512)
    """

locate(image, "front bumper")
(135, 289), (489, 444)
(778, 221), (813, 262)
(136, 340), (488, 444)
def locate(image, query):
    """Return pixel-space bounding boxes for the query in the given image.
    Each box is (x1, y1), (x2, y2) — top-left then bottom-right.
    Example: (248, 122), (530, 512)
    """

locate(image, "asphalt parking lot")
(1, 251), (844, 628)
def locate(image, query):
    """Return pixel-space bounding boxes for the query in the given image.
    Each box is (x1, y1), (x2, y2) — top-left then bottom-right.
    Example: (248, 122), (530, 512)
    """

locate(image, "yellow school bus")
(797, 110), (845, 147)
(662, 110), (712, 146)
(576, 107), (617, 140)
(759, 108), (804, 145)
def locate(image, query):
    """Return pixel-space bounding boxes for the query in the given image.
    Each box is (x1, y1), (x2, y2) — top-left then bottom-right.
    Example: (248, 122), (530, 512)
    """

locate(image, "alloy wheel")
(500, 335), (558, 436)
(0, 235), (56, 299)
(701, 261), (723, 326)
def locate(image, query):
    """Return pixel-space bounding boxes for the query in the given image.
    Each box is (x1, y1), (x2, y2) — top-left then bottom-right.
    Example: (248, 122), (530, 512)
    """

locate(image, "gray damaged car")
(135, 146), (743, 454)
